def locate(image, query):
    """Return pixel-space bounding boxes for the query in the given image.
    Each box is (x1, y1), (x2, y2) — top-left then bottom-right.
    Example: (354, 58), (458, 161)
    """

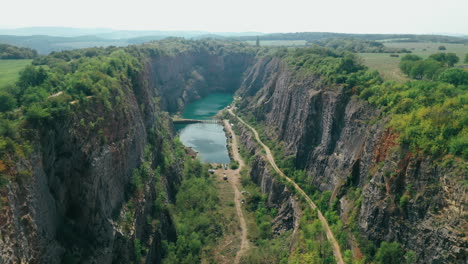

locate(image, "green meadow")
(359, 42), (468, 81)
(0, 59), (32, 89)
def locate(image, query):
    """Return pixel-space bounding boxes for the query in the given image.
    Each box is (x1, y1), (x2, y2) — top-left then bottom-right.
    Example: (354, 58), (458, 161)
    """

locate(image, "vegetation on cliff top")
(275, 46), (466, 159)
(0, 46), (142, 188)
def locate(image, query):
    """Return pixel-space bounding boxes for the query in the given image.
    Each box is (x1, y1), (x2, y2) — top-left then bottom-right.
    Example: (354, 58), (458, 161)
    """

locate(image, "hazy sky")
(2, 0), (467, 34)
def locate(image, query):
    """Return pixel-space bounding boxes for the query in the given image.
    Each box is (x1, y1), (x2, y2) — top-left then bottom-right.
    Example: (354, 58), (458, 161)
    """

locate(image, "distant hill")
(0, 27), (264, 39)
(0, 27), (265, 54)
(0, 35), (130, 54)
(0, 28), (466, 55)
(233, 32), (468, 44)
(0, 27), (115, 37)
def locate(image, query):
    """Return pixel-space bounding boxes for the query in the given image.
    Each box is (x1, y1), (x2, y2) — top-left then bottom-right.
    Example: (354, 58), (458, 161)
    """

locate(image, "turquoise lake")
(175, 93), (233, 163)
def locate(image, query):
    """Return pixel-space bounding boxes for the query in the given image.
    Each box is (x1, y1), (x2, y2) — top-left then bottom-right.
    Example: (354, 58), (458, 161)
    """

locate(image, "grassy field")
(359, 42), (468, 81)
(0, 59), (32, 89)
(359, 53), (409, 82)
(385, 42), (468, 62)
(245, 40), (307, 46)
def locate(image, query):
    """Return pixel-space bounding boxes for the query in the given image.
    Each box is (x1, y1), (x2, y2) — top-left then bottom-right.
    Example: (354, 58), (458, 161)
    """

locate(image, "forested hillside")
(0, 43), (37, 59)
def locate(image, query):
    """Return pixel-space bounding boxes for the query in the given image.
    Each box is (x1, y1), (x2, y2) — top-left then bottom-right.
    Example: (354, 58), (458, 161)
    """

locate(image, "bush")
(230, 161), (239, 170)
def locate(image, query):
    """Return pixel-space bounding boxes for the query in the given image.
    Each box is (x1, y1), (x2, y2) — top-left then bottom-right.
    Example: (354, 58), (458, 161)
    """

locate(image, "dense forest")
(0, 43), (37, 59)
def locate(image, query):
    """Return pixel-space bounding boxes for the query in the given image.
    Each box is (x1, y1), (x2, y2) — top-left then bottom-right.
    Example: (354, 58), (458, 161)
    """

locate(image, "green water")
(176, 93), (233, 163)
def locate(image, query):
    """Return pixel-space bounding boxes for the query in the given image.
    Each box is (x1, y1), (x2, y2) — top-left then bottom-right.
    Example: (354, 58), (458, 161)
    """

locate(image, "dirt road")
(228, 109), (345, 264)
(223, 120), (249, 264)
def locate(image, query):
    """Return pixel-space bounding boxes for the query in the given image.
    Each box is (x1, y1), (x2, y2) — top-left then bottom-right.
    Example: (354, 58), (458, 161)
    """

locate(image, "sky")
(1, 0), (467, 34)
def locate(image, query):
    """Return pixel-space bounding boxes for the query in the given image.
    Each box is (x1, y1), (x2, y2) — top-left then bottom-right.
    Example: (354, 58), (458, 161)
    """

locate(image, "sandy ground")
(222, 119), (250, 264)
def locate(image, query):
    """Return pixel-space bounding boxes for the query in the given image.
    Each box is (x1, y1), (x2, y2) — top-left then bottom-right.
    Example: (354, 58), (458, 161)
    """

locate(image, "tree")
(438, 68), (468, 86)
(256, 36), (260, 47)
(465, 54), (468, 63)
(438, 45), (446, 50)
(429, 52), (459, 67)
(445, 53), (459, 67)
(429, 52), (447, 63)
(375, 242), (405, 264)
(25, 103), (50, 124)
(0, 92), (17, 112)
(17, 66), (48, 90)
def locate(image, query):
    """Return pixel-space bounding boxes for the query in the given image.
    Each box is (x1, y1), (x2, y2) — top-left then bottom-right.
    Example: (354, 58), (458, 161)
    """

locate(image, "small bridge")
(172, 118), (221, 124)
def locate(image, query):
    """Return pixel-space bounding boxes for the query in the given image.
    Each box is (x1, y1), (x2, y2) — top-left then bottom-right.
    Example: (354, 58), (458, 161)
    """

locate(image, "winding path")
(228, 109), (345, 264)
(223, 120), (250, 264)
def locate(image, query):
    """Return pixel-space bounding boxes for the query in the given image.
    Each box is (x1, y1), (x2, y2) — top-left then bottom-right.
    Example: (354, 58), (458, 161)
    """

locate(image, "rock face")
(0, 63), (179, 263)
(236, 57), (466, 263)
(1, 47), (465, 264)
(236, 121), (301, 236)
(0, 49), (255, 263)
(146, 50), (254, 113)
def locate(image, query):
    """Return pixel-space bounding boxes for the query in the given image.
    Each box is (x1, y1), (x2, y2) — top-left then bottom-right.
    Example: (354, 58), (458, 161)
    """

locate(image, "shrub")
(230, 161), (239, 170)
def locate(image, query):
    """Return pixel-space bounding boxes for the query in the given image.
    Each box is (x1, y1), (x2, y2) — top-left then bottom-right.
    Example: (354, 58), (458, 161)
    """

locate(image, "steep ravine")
(0, 45), (465, 264)
(235, 56), (467, 263)
(0, 47), (255, 263)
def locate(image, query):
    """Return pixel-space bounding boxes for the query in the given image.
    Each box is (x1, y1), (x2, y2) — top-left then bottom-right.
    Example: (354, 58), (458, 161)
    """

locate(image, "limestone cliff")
(236, 56), (466, 263)
(235, 120), (301, 236)
(0, 45), (255, 263)
(0, 42), (465, 264)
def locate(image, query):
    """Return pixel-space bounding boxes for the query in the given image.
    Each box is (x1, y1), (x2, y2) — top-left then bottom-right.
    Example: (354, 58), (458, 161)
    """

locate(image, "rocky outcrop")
(236, 57), (467, 263)
(236, 120), (301, 237)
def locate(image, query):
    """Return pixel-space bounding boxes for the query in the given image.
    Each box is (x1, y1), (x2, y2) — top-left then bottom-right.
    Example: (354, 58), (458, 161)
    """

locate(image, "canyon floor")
(208, 120), (250, 264)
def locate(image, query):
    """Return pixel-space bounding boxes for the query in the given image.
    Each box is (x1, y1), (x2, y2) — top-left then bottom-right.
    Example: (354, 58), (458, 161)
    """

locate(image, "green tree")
(438, 45), (446, 50)
(429, 52), (459, 67)
(445, 53), (459, 67)
(25, 103), (50, 124)
(465, 54), (468, 63)
(375, 242), (405, 264)
(17, 66), (48, 90)
(0, 92), (17, 112)
(438, 68), (468, 86)
(429, 52), (447, 63)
